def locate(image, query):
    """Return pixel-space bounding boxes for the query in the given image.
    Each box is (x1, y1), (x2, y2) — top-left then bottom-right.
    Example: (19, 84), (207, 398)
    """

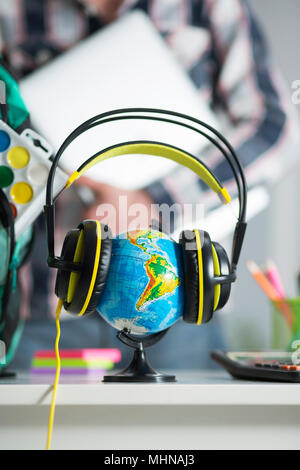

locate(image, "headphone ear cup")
(179, 229), (215, 324)
(55, 229), (80, 302)
(66, 221), (112, 316)
(212, 242), (231, 310)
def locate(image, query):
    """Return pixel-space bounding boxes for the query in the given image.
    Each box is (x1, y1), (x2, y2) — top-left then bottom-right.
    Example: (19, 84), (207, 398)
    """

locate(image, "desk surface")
(1, 370), (300, 407)
(1, 370), (300, 449)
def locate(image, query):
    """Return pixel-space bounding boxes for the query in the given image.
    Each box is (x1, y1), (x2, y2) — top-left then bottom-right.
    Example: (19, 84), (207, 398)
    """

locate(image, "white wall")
(222, 0), (300, 350)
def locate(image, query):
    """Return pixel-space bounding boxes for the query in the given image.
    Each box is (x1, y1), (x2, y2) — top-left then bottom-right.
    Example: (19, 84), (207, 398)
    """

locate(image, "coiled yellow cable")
(46, 298), (63, 450)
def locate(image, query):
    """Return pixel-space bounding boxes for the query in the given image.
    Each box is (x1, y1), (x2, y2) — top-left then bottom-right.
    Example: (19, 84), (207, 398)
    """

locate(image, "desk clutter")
(31, 349), (122, 376)
(247, 259), (300, 350)
(211, 350), (300, 383)
(0, 121), (66, 238)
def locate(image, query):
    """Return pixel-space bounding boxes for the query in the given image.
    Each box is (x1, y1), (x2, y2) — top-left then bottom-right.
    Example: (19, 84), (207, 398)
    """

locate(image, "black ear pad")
(66, 221), (112, 316)
(84, 223), (113, 314)
(55, 229), (80, 301)
(212, 241), (231, 310)
(200, 231), (216, 323)
(179, 230), (199, 324)
(179, 230), (215, 324)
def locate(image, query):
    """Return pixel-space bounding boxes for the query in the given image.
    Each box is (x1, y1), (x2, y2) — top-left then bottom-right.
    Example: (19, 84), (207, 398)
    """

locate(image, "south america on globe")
(97, 229), (185, 335)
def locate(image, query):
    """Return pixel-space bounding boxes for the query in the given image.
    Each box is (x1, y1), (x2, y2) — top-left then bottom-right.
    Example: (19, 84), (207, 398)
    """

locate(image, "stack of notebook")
(31, 349), (121, 375)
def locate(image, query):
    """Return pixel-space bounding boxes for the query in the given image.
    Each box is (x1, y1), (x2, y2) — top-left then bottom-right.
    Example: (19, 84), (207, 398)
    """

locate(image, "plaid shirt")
(0, 0), (298, 319)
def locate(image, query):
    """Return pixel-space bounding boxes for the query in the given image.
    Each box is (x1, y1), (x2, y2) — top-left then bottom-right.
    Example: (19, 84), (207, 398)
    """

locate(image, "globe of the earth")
(97, 229), (185, 335)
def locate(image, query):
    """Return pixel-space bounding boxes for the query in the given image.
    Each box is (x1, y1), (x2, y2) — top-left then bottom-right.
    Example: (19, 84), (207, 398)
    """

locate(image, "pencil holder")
(271, 298), (300, 350)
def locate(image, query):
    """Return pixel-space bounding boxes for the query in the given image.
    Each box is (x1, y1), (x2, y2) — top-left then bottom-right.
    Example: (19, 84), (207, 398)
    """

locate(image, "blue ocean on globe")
(97, 229), (185, 335)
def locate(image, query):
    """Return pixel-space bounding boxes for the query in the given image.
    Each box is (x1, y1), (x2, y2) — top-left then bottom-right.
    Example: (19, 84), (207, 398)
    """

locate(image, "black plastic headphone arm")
(231, 221), (247, 272)
(44, 204), (55, 259)
(212, 272), (237, 285)
(47, 256), (82, 272)
(44, 203), (83, 272)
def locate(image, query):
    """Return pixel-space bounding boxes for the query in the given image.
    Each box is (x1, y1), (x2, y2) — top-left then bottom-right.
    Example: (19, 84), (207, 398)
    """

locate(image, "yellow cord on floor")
(46, 298), (63, 450)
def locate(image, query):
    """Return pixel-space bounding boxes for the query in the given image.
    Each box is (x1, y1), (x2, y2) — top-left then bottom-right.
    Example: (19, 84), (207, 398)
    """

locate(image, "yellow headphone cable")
(46, 298), (63, 450)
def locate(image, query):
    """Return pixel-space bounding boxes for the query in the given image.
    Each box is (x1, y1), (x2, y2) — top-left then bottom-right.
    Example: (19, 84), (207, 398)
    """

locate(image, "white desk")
(1, 370), (300, 450)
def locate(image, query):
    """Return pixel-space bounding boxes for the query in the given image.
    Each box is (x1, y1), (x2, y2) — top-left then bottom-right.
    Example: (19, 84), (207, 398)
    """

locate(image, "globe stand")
(103, 328), (176, 383)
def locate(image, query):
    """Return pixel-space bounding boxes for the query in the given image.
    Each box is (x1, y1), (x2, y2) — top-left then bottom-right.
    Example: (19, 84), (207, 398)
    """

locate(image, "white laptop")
(20, 10), (218, 189)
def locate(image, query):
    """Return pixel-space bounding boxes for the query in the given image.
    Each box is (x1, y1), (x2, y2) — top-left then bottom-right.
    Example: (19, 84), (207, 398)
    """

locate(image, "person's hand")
(83, 0), (125, 23)
(76, 176), (156, 235)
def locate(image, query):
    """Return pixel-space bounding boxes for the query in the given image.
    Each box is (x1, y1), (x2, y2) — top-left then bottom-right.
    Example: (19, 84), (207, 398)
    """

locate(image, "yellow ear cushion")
(65, 142), (230, 204)
(193, 229), (204, 325)
(67, 221), (102, 316)
(67, 229), (85, 304)
(212, 244), (221, 311)
(78, 221), (102, 317)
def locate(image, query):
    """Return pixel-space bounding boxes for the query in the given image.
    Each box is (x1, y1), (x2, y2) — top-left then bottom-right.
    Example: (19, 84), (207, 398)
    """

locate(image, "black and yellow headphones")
(45, 108), (247, 326)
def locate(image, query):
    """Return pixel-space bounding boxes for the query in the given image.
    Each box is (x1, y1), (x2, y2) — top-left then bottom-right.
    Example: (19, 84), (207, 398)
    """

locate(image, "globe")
(97, 229), (185, 335)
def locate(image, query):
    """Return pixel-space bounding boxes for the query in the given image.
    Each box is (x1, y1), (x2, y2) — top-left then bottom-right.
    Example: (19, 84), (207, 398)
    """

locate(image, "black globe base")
(103, 328), (176, 383)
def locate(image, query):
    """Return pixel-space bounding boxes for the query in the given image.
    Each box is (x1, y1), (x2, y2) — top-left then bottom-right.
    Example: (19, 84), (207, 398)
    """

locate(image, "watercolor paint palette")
(0, 120), (67, 238)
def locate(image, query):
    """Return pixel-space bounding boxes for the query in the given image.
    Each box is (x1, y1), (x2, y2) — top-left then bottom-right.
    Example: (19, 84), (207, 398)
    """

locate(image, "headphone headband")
(65, 141), (230, 204)
(45, 108), (247, 272)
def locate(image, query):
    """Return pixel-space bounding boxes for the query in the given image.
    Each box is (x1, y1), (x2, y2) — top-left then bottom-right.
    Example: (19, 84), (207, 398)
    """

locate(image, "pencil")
(247, 261), (294, 329)
(266, 259), (286, 299)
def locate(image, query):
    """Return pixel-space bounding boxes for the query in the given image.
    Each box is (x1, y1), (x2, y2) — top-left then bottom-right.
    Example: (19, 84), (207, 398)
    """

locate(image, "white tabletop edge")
(1, 371), (300, 406)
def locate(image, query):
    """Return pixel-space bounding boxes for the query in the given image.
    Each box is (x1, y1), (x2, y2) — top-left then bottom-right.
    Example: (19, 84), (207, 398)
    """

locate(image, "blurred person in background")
(0, 0), (298, 371)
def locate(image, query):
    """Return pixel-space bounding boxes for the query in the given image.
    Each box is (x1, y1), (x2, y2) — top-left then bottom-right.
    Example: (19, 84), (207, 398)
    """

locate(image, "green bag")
(0, 60), (32, 373)
(0, 189), (34, 373)
(0, 56), (29, 130)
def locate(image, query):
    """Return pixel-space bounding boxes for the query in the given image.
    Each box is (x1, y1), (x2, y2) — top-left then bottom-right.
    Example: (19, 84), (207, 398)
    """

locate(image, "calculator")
(211, 350), (300, 383)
